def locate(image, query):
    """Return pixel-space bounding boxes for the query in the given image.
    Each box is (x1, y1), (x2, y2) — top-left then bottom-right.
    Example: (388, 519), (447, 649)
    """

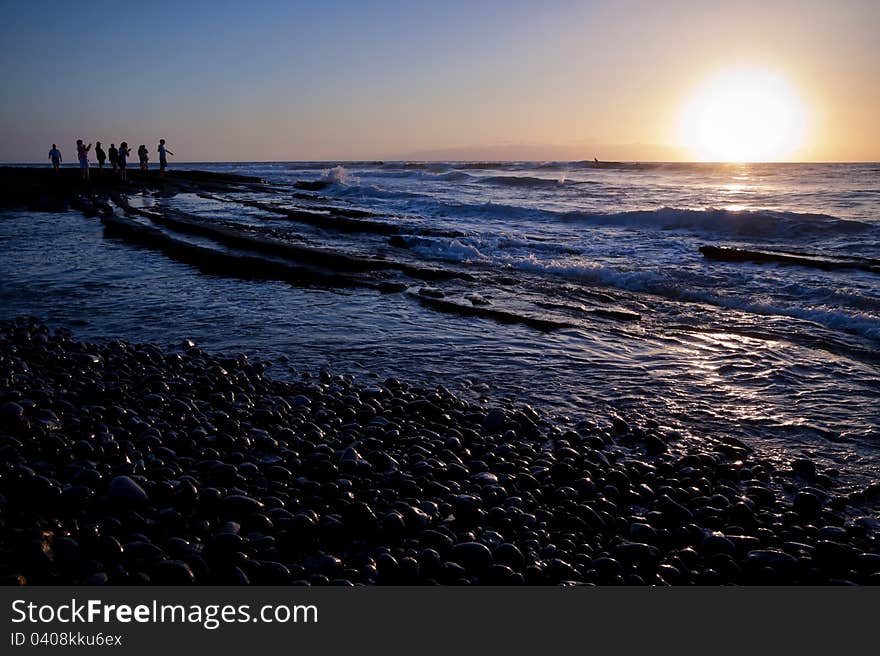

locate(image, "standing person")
(95, 142), (106, 169)
(48, 144), (62, 172)
(76, 139), (91, 181)
(117, 142), (130, 181)
(108, 143), (118, 172)
(157, 138), (173, 178)
(138, 145), (149, 171)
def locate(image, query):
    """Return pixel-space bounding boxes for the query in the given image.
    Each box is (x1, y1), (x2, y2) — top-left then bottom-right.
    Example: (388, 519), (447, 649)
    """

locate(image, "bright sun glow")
(679, 69), (808, 162)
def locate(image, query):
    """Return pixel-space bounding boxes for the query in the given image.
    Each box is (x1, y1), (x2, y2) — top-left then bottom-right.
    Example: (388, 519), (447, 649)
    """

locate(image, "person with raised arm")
(76, 139), (91, 181)
(158, 138), (174, 178)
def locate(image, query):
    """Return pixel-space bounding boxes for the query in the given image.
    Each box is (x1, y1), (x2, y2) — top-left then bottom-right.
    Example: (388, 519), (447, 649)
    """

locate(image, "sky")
(1, 0), (878, 162)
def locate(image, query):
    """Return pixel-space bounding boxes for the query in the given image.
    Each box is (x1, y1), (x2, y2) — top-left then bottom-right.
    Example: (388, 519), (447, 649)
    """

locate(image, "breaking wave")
(321, 165), (358, 186)
(561, 207), (873, 238)
(397, 233), (880, 342)
(408, 200), (875, 240)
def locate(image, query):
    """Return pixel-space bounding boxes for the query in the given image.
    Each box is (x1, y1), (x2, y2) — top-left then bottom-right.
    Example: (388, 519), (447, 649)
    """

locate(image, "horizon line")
(3, 159), (880, 165)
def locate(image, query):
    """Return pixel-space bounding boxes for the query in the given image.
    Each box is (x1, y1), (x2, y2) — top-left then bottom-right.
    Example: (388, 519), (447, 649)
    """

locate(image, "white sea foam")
(564, 207), (873, 238)
(397, 230), (880, 341)
(302, 160), (880, 344)
(499, 255), (880, 341)
(405, 236), (488, 262)
(321, 165), (358, 186)
(357, 192), (874, 239)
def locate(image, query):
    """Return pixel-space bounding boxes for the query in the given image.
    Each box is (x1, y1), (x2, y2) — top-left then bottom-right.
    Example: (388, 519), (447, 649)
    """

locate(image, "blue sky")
(1, 0), (878, 161)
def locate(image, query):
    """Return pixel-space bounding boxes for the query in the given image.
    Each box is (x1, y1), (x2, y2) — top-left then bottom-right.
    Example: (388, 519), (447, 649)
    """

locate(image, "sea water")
(1, 161), (878, 481)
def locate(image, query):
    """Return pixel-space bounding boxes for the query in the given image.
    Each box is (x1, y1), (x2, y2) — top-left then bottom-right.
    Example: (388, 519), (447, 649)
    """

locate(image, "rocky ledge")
(1, 317), (879, 585)
(0, 167), (263, 212)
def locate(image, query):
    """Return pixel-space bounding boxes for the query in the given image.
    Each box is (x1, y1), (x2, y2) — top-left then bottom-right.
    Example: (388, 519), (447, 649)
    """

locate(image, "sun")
(679, 68), (808, 162)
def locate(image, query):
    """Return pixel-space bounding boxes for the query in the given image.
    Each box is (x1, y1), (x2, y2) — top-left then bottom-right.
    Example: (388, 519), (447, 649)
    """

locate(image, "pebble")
(493, 543), (525, 569)
(702, 534), (737, 558)
(793, 491), (822, 519)
(108, 475), (149, 506)
(0, 317), (877, 587)
(482, 408), (507, 431)
(451, 542), (493, 572)
(745, 549), (798, 569)
(152, 560), (196, 584)
(0, 401), (26, 427)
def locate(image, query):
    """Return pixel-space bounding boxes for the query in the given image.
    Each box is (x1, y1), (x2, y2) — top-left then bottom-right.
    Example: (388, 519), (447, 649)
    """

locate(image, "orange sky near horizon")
(1, 1), (878, 162)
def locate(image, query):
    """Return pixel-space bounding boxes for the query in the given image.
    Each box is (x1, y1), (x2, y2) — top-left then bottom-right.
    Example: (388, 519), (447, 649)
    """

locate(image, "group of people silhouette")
(49, 139), (174, 181)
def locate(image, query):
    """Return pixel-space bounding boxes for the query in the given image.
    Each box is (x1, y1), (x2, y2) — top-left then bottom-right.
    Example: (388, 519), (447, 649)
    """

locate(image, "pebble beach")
(3, 316), (880, 585)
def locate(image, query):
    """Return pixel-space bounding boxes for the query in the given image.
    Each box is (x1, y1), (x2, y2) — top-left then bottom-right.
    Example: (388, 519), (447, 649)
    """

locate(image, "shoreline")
(0, 165), (598, 332)
(2, 317), (879, 585)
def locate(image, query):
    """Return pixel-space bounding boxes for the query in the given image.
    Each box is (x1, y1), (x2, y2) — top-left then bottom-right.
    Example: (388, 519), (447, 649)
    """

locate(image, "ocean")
(1, 160), (878, 482)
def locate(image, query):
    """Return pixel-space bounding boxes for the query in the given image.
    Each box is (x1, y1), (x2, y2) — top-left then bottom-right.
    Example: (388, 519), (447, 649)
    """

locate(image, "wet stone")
(109, 475), (149, 506)
(222, 495), (264, 517)
(483, 408), (507, 432)
(152, 560), (196, 584)
(1, 318), (879, 586)
(791, 459), (817, 480)
(702, 534), (737, 558)
(493, 543), (525, 570)
(793, 491), (822, 519)
(451, 542), (493, 572)
(745, 550), (798, 569)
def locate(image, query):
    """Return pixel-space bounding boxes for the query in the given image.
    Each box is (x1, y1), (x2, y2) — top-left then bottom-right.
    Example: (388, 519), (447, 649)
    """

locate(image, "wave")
(679, 284), (880, 342)
(284, 163), (342, 171)
(403, 195), (874, 240)
(313, 167), (594, 190)
(399, 234), (580, 261)
(321, 165), (358, 186)
(778, 281), (880, 312)
(284, 161), (385, 171)
(564, 207), (874, 239)
(478, 175), (589, 189)
(451, 162), (518, 171)
(504, 256), (880, 342)
(330, 183), (432, 201)
(395, 232), (880, 342)
(435, 171), (474, 182)
(332, 168), (476, 184)
(379, 162), (451, 172)
(314, 166), (431, 200)
(403, 236), (487, 262)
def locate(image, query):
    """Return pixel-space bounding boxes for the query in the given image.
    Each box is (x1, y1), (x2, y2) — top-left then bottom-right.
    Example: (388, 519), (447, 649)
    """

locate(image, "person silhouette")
(138, 145), (149, 171)
(48, 144), (62, 172)
(158, 139), (174, 178)
(117, 142), (131, 181)
(95, 142), (106, 169)
(76, 139), (91, 181)
(108, 143), (118, 172)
